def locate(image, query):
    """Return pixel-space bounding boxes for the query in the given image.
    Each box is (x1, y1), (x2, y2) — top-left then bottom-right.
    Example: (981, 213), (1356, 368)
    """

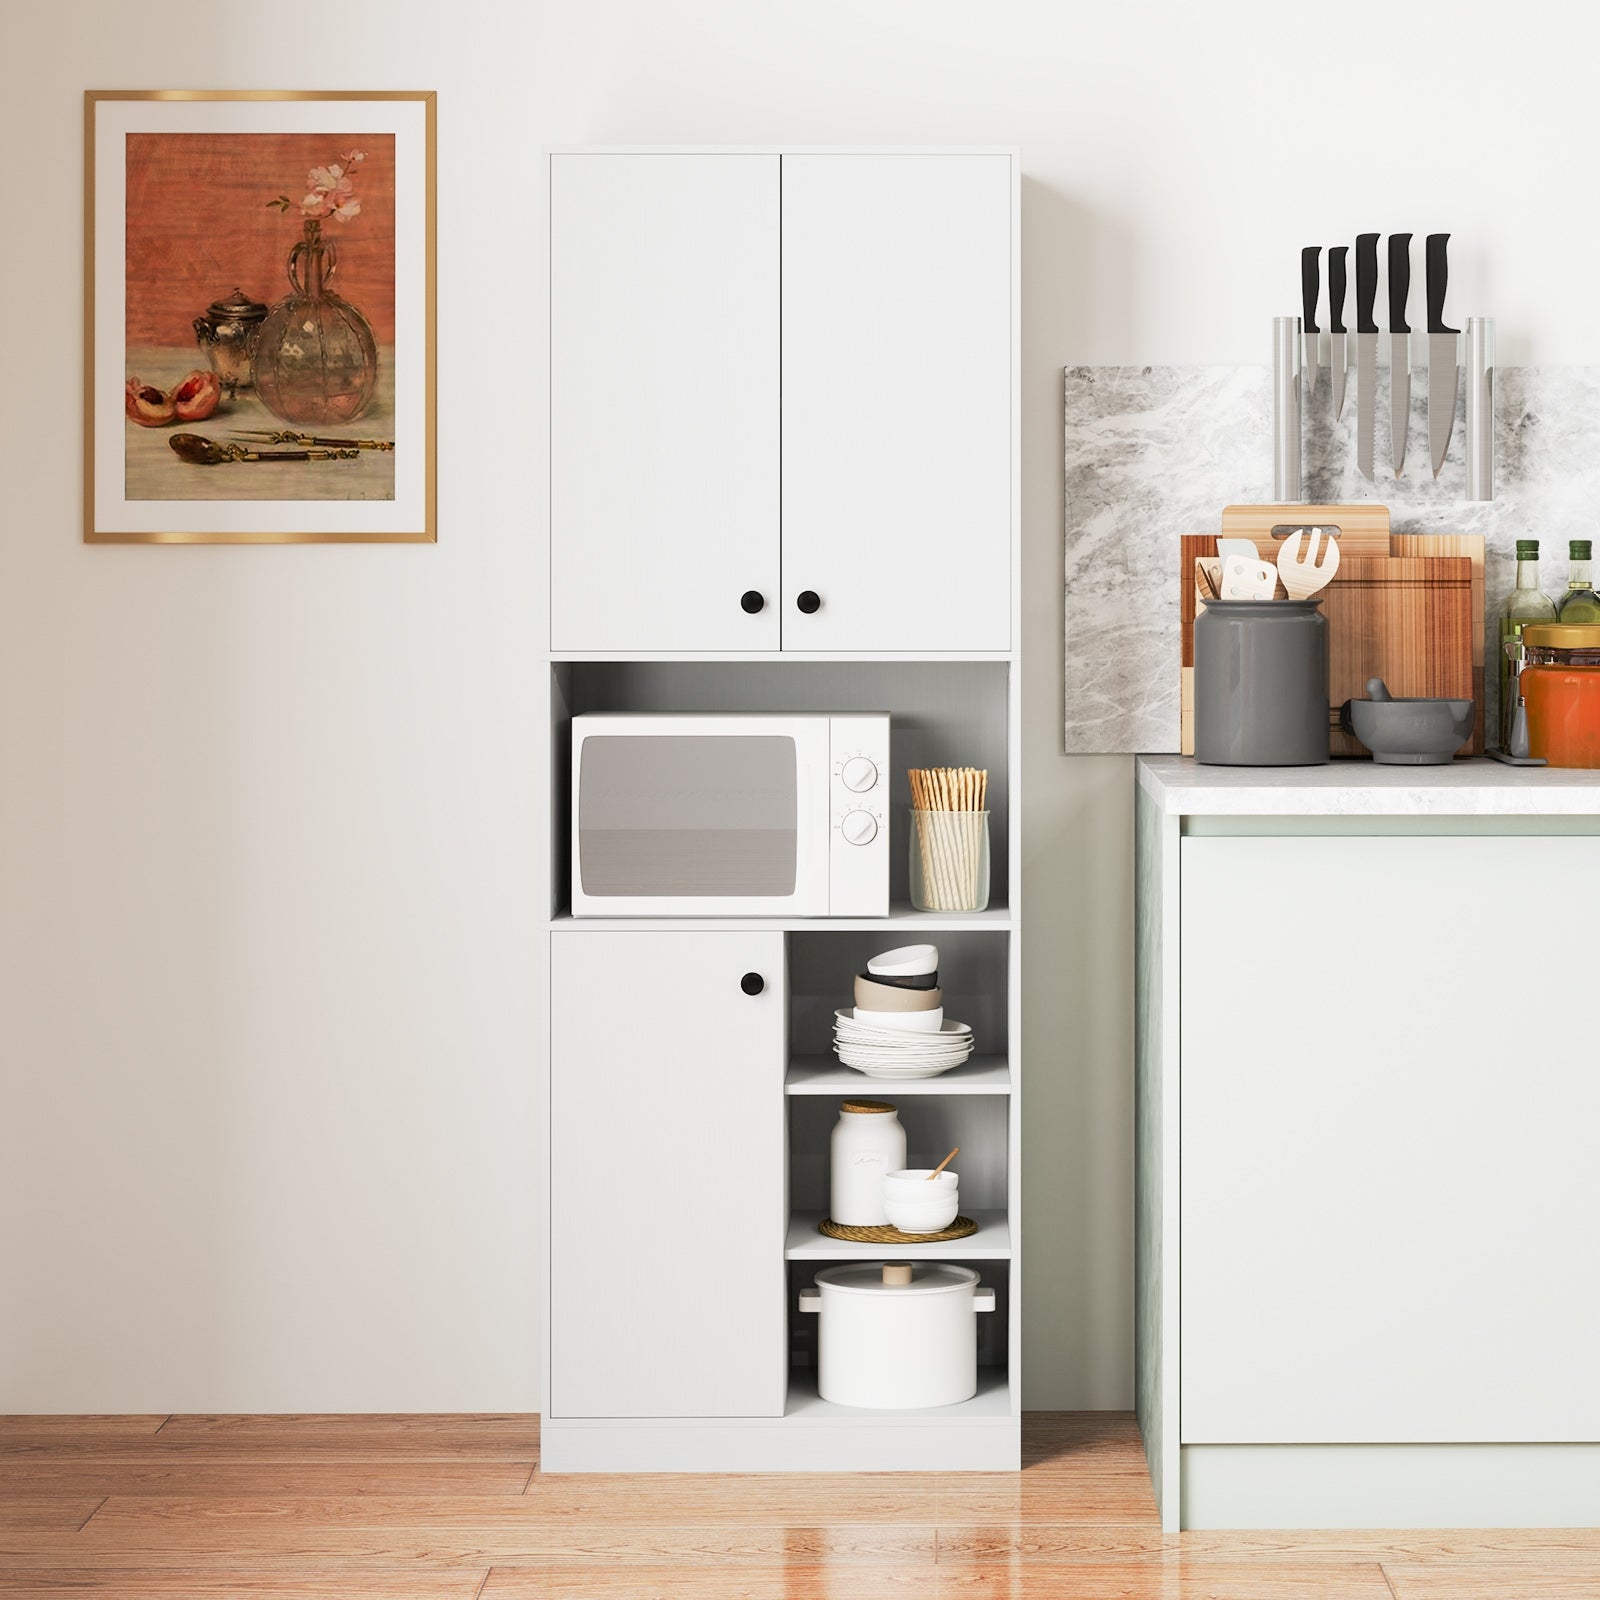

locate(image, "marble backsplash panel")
(1063, 364), (1600, 754)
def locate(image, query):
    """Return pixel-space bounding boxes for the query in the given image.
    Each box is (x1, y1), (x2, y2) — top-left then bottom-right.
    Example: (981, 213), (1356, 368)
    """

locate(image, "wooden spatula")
(1277, 527), (1341, 599)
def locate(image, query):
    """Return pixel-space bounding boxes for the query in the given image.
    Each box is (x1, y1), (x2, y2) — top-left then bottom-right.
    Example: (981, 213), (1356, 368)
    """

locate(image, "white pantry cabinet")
(781, 155), (1012, 652)
(549, 151), (1014, 655)
(549, 931), (786, 1419)
(550, 154), (780, 653)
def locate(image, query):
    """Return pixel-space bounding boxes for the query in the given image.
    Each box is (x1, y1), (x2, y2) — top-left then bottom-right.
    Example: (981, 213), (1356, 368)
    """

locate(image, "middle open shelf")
(785, 1210), (1012, 1260)
(786, 1055), (1011, 1095)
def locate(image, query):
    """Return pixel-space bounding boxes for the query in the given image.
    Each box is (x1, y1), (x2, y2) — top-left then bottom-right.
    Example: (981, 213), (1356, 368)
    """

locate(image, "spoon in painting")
(169, 433), (361, 465)
(230, 429), (395, 452)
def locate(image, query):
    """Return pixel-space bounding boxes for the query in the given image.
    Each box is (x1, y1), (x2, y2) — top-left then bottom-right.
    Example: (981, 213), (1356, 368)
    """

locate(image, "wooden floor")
(3, 1412), (1598, 1597)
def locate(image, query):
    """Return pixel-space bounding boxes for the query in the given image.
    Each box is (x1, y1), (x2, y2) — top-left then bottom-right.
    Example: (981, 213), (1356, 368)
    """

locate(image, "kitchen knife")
(1388, 233), (1413, 477)
(1328, 245), (1349, 420)
(1301, 246), (1321, 395)
(1354, 233), (1380, 480)
(1427, 232), (1460, 477)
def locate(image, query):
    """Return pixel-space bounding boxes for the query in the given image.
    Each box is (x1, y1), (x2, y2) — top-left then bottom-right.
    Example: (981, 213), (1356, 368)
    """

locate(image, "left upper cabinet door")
(550, 154), (781, 652)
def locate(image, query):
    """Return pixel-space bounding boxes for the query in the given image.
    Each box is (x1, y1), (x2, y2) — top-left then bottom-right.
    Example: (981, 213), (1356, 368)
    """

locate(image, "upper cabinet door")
(550, 155), (780, 653)
(781, 155), (1013, 652)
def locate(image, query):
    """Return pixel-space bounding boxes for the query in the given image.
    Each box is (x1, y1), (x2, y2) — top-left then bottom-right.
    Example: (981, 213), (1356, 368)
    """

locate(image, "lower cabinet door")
(1180, 834), (1600, 1443)
(550, 930), (786, 1418)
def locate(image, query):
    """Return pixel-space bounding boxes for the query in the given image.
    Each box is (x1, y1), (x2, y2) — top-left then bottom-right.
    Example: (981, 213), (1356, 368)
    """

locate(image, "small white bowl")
(885, 1169), (959, 1201)
(885, 1193), (961, 1233)
(867, 943), (939, 978)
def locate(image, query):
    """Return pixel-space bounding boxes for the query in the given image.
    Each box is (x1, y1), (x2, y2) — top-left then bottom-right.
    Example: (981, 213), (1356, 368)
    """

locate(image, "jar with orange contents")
(1520, 623), (1600, 768)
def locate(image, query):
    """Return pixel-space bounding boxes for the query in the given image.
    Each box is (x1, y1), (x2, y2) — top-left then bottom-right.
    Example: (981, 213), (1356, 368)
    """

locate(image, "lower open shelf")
(784, 1366), (1012, 1423)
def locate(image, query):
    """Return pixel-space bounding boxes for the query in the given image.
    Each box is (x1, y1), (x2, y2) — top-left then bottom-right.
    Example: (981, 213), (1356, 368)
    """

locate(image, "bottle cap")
(1515, 539), (1539, 559)
(1571, 540), (1593, 561)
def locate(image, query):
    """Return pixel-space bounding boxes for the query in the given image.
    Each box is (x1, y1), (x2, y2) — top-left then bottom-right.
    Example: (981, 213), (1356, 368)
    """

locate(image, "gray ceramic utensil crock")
(1194, 599), (1329, 766)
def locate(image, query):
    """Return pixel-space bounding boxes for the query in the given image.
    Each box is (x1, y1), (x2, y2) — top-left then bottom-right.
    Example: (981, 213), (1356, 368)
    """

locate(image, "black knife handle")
(1426, 232), (1457, 334)
(1388, 233), (1412, 333)
(1355, 233), (1380, 335)
(1328, 246), (1348, 334)
(1301, 246), (1321, 332)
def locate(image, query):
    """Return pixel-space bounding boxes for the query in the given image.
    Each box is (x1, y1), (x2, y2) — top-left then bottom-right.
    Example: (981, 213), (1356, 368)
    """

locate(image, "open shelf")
(786, 1210), (1010, 1260)
(786, 1055), (1011, 1095)
(550, 903), (1011, 932)
(783, 1366), (1012, 1423)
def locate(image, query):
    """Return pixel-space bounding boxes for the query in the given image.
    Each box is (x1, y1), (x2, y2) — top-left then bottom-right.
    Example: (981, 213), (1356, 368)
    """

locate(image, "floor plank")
(0, 1510), (100, 1538)
(1385, 1564), (1600, 1598)
(0, 1425), (165, 1458)
(0, 1571), (489, 1598)
(0, 1463), (533, 1499)
(146, 1417), (538, 1460)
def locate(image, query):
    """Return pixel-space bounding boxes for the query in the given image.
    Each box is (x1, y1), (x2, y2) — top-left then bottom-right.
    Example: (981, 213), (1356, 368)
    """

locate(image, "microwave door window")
(579, 736), (799, 897)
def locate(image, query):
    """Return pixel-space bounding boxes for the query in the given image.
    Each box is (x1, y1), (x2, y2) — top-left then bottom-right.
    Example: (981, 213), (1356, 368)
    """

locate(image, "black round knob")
(740, 590), (765, 614)
(796, 590), (821, 614)
(740, 972), (765, 996)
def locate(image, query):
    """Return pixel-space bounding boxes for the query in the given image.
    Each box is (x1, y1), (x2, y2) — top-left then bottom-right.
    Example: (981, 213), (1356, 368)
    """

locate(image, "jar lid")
(205, 287), (268, 321)
(840, 1098), (896, 1114)
(1523, 623), (1600, 649)
(813, 1262), (979, 1297)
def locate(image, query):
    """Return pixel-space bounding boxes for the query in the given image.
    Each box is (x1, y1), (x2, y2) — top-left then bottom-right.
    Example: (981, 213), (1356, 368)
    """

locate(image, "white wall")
(4, 0), (1591, 1412)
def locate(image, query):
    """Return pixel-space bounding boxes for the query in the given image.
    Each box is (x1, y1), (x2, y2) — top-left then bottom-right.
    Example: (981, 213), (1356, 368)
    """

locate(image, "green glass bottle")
(1498, 539), (1558, 749)
(1559, 539), (1600, 623)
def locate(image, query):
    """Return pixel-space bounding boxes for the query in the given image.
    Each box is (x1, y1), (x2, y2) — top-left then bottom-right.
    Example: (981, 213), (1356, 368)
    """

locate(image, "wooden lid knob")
(882, 1263), (913, 1286)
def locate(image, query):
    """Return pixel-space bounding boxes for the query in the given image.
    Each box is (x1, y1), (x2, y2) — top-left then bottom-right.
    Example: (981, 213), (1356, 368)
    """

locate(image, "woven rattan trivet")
(818, 1215), (978, 1244)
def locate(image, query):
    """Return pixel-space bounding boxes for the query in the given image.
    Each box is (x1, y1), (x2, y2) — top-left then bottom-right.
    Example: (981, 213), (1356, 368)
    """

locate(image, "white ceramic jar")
(799, 1261), (996, 1408)
(829, 1099), (907, 1225)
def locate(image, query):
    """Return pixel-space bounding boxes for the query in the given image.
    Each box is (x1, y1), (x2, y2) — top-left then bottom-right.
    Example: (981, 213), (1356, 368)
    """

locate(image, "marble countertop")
(1137, 755), (1600, 816)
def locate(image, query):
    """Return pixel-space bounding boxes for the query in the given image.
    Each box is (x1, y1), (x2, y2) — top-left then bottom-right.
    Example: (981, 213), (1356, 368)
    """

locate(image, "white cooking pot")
(799, 1261), (996, 1409)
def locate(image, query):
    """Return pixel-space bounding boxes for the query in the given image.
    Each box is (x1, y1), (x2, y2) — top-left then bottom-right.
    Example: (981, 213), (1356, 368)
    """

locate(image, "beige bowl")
(854, 974), (943, 1013)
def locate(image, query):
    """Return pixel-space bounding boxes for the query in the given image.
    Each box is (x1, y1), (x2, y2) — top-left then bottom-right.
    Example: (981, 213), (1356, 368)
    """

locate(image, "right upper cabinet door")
(780, 155), (1013, 652)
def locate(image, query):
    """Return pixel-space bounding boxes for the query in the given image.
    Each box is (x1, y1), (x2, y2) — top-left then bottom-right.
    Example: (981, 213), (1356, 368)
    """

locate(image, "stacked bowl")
(834, 944), (975, 1080)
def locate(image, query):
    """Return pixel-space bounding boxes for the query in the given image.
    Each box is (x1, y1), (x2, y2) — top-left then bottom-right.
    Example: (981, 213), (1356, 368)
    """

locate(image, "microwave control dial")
(839, 756), (879, 794)
(839, 809), (879, 846)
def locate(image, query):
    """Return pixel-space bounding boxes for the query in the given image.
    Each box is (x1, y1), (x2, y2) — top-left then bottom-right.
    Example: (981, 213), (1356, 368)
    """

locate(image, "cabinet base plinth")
(541, 1417), (1020, 1473)
(1180, 1443), (1600, 1529)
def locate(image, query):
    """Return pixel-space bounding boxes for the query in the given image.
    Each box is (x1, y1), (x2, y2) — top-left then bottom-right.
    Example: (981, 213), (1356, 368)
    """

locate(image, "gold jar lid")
(840, 1099), (896, 1114)
(1523, 623), (1600, 650)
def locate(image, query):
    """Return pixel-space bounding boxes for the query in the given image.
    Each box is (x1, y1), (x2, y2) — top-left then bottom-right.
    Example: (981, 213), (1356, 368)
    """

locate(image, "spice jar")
(829, 1100), (906, 1225)
(1520, 623), (1600, 768)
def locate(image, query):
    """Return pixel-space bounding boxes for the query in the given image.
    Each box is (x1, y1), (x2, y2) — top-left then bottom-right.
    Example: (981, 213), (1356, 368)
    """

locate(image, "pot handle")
(799, 1286), (821, 1314)
(974, 1289), (996, 1313)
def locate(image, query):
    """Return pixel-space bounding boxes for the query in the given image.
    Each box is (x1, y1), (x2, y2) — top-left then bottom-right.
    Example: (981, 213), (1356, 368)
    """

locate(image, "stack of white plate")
(833, 1008), (975, 1079)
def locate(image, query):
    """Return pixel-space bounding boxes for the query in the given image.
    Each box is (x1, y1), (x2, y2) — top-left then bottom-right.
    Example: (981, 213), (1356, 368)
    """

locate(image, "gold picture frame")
(85, 90), (436, 543)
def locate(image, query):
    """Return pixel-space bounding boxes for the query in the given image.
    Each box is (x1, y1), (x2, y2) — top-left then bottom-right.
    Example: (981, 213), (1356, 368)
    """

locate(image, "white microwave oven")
(570, 713), (891, 917)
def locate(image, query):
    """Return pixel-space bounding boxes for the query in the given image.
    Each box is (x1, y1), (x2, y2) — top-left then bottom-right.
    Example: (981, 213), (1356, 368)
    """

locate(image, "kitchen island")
(1136, 755), (1600, 1530)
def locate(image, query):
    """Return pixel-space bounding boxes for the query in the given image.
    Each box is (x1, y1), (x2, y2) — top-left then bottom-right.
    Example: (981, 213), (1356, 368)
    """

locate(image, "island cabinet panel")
(1178, 833), (1600, 1444)
(549, 930), (787, 1419)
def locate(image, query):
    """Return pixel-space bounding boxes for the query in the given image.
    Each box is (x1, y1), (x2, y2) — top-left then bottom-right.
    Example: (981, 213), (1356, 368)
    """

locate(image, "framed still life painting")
(85, 91), (435, 543)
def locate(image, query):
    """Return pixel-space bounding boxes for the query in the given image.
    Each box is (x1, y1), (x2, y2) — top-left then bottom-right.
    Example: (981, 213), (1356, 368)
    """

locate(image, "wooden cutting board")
(1180, 538), (1481, 758)
(1219, 502), (1392, 555)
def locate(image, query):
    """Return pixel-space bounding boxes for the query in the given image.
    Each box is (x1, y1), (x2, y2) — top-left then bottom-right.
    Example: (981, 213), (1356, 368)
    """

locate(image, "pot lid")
(204, 287), (268, 322)
(813, 1261), (979, 1297)
(1524, 623), (1600, 650)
